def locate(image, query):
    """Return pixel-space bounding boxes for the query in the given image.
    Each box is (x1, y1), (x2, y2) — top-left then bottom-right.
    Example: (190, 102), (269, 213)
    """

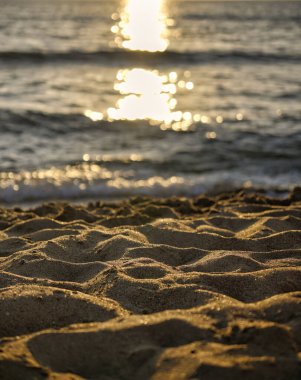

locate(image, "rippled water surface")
(0, 0), (300, 203)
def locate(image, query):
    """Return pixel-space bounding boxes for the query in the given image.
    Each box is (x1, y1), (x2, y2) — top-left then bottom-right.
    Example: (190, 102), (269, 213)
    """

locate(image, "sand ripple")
(1, 191), (301, 379)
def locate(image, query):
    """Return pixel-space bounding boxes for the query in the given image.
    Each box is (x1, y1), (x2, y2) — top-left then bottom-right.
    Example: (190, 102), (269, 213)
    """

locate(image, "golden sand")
(1, 190), (301, 379)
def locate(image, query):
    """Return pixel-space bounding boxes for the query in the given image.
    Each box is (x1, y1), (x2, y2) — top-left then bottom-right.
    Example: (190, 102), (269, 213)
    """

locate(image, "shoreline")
(0, 185), (294, 210)
(1, 189), (301, 379)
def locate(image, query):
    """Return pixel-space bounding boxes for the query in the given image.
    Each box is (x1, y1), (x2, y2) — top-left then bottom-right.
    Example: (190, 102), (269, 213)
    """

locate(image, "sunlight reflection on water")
(112, 0), (169, 52)
(85, 0), (199, 131)
(106, 68), (195, 131)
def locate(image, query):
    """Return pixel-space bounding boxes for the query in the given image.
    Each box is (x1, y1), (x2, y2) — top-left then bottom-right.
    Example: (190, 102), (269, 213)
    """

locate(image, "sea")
(0, 0), (300, 204)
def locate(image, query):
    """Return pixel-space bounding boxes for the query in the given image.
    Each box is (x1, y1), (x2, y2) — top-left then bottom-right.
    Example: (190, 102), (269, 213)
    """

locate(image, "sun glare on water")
(108, 69), (175, 122)
(85, 0), (197, 131)
(112, 0), (169, 52)
(107, 68), (195, 131)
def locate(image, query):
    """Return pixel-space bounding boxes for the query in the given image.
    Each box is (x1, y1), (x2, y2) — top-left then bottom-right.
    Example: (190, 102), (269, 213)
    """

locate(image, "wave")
(2, 108), (301, 138)
(0, 49), (300, 65)
(182, 13), (301, 22)
(0, 160), (299, 204)
(1, 108), (301, 204)
(0, 109), (167, 136)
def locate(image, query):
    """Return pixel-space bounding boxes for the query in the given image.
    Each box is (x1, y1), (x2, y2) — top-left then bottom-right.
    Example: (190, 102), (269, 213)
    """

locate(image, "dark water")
(0, 0), (300, 203)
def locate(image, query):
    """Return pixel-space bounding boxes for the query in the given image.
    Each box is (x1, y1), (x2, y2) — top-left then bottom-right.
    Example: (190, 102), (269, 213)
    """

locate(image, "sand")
(1, 189), (301, 379)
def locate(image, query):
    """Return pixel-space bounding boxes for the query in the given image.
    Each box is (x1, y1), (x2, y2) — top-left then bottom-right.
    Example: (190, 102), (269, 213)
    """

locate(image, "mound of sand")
(1, 190), (301, 379)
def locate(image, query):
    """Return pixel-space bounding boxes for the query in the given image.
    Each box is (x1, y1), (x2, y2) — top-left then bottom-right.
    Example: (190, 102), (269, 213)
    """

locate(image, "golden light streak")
(106, 68), (195, 130)
(113, 0), (169, 52)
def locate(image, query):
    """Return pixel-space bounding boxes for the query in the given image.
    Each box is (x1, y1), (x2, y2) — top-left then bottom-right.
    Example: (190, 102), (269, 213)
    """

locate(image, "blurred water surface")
(0, 0), (300, 203)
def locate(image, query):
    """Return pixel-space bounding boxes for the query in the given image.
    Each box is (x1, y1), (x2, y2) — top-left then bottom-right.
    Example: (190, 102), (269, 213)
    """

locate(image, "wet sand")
(1, 189), (301, 379)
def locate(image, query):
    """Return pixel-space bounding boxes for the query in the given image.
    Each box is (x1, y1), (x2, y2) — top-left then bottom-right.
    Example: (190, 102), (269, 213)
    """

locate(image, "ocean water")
(0, 0), (300, 203)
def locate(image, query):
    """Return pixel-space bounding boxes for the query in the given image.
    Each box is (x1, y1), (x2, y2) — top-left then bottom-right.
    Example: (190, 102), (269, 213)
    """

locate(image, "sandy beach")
(0, 189), (300, 379)
(1, 0), (300, 378)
